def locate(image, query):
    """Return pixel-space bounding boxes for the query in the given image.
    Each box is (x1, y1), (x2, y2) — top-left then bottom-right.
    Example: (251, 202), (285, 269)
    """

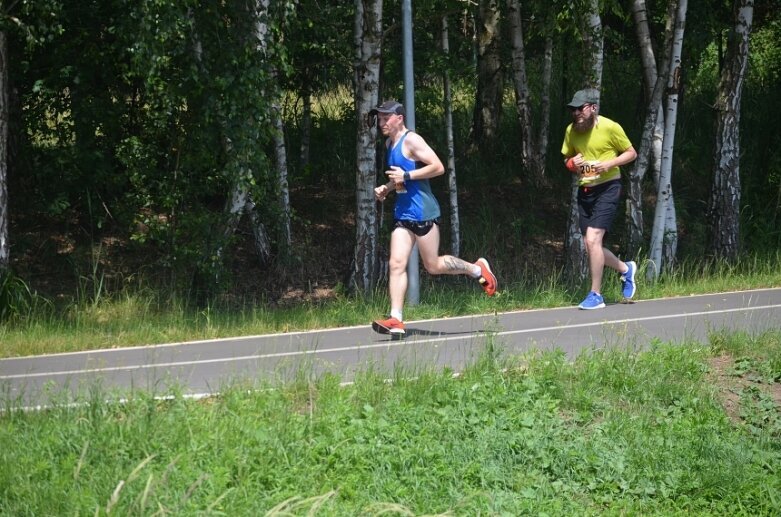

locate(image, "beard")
(572, 112), (596, 132)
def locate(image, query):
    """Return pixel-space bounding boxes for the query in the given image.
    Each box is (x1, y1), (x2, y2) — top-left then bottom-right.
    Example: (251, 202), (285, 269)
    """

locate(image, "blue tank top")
(388, 131), (441, 222)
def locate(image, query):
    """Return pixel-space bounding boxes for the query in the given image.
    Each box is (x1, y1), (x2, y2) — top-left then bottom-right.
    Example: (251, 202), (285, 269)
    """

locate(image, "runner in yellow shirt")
(561, 89), (638, 309)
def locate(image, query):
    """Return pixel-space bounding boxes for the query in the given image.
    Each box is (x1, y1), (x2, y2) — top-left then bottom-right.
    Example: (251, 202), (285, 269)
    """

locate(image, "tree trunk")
(469, 0), (503, 154)
(709, 0), (754, 261)
(564, 0), (603, 284)
(505, 0), (552, 183)
(583, 0), (604, 87)
(660, 0), (686, 269)
(627, 0), (676, 258)
(442, 16), (461, 257)
(505, 0), (533, 171)
(351, 0), (383, 294)
(628, 0), (655, 257)
(216, 2), (276, 267)
(260, 0), (292, 255)
(535, 33), (553, 180)
(272, 101), (292, 251)
(632, 0), (657, 92)
(0, 31), (9, 271)
(300, 84), (312, 173)
(565, 175), (587, 281)
(649, 0), (687, 279)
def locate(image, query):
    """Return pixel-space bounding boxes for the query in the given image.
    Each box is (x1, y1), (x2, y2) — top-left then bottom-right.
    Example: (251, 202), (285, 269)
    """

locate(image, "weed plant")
(1, 332), (780, 515)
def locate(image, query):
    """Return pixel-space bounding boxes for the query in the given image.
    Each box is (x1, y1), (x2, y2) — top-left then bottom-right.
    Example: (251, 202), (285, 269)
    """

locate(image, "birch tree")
(627, 0), (670, 257)
(506, 0), (533, 173)
(0, 0), (58, 273)
(351, 0), (383, 294)
(709, 0), (754, 260)
(0, 29), (8, 271)
(583, 0), (604, 86)
(649, 0), (687, 279)
(537, 28), (554, 180)
(219, 1), (281, 268)
(564, 0), (603, 283)
(442, 15), (461, 257)
(469, 0), (503, 154)
(272, 101), (292, 252)
(505, 0), (553, 182)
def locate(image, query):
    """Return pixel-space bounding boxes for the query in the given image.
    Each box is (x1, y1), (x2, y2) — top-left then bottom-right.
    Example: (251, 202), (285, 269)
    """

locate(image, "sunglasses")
(569, 104), (591, 112)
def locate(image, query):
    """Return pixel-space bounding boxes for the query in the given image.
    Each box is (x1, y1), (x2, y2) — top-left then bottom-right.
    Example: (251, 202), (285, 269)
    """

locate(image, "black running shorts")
(393, 218), (441, 237)
(577, 179), (621, 235)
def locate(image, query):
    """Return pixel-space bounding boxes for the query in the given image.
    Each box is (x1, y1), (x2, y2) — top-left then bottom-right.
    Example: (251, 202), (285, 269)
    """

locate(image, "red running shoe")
(372, 316), (405, 336)
(475, 258), (497, 296)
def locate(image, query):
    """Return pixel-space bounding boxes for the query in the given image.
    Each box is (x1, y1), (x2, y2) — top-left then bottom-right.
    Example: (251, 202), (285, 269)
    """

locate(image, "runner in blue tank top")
(368, 100), (498, 337)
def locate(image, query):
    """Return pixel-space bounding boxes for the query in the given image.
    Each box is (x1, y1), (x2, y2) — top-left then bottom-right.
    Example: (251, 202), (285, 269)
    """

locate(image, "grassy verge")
(1, 331), (780, 515)
(2, 253), (781, 358)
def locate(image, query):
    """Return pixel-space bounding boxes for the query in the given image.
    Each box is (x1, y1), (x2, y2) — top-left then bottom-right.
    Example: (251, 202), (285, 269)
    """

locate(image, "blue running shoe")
(621, 261), (637, 300)
(579, 291), (605, 310)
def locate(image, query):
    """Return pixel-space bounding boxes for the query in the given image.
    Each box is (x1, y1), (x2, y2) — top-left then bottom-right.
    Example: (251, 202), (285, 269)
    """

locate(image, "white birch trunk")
(709, 0), (753, 260)
(505, 0), (552, 182)
(272, 102), (291, 250)
(505, 0), (532, 170)
(633, 0), (656, 90)
(0, 31), (9, 271)
(648, 0), (687, 279)
(536, 33), (553, 178)
(632, 0), (665, 188)
(218, 2), (276, 265)
(188, 11), (270, 270)
(351, 0), (383, 294)
(442, 16), (461, 257)
(585, 0), (604, 86)
(260, 0), (291, 252)
(627, 0), (675, 257)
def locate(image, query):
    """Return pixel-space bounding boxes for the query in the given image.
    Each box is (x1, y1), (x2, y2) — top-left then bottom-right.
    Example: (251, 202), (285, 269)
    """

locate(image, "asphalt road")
(2, 288), (780, 409)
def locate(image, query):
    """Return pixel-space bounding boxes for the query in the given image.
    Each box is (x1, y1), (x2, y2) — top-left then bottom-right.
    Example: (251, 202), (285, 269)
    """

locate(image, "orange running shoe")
(475, 258), (497, 296)
(372, 316), (405, 336)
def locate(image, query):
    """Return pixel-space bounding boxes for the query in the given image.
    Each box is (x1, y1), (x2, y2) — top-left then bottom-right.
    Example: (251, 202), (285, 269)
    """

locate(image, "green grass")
(2, 252), (781, 358)
(2, 332), (780, 515)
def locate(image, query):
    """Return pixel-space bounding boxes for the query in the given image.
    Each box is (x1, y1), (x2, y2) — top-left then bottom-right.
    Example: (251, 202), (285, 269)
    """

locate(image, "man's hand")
(375, 184), (391, 201)
(566, 153), (583, 173)
(385, 165), (405, 185)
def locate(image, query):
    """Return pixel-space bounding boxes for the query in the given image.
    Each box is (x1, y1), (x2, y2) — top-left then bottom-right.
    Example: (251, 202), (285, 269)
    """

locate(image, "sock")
(390, 309), (403, 321)
(471, 264), (482, 278)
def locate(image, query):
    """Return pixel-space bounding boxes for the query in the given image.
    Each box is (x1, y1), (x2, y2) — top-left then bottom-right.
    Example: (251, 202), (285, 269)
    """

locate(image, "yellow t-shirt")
(561, 116), (633, 186)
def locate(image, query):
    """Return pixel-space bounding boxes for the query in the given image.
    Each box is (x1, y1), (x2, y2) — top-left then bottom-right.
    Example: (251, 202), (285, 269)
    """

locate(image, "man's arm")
(588, 146), (637, 175)
(606, 146), (637, 169)
(402, 132), (445, 180)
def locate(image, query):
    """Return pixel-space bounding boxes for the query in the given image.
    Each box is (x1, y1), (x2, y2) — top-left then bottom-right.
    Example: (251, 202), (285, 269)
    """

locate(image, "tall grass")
(1, 332), (780, 515)
(2, 252), (781, 358)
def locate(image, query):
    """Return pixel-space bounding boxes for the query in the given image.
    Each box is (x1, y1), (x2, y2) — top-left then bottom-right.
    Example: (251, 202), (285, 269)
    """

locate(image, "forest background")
(0, 0), (779, 322)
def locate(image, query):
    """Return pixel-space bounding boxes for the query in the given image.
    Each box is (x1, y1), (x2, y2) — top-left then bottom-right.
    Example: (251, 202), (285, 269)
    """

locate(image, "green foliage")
(10, 0), (296, 297)
(5, 0), (781, 306)
(710, 330), (781, 383)
(0, 270), (33, 321)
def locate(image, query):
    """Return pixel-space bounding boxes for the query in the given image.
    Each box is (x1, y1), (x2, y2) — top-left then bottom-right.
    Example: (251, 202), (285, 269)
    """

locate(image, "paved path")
(2, 288), (780, 408)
